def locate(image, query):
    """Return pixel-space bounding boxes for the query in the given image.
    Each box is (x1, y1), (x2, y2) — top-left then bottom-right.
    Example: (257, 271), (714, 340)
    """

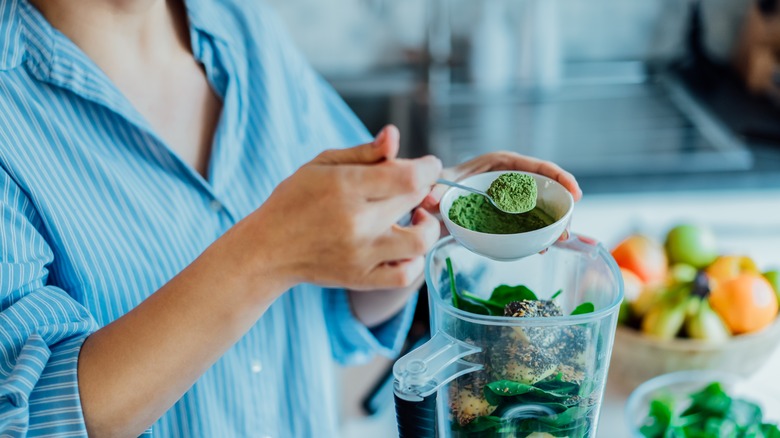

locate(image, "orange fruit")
(706, 256), (759, 286)
(709, 273), (778, 334)
(611, 235), (668, 285)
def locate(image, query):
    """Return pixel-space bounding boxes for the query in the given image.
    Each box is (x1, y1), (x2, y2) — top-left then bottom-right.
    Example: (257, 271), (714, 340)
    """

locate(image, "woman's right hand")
(236, 126), (443, 292)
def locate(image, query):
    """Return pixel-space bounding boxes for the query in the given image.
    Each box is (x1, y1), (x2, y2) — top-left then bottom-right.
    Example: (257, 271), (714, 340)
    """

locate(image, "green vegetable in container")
(445, 257), (599, 437)
(640, 382), (780, 438)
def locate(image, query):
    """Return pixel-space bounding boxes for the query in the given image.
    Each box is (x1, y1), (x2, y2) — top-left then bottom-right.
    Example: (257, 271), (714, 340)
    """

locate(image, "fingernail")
(374, 127), (387, 146)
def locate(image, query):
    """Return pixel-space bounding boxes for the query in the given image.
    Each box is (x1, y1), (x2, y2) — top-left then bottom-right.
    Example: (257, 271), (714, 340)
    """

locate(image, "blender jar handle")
(392, 332), (482, 437)
(554, 233), (600, 256)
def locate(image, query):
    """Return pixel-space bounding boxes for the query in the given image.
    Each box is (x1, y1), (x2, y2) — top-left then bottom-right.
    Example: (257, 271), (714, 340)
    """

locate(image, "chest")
(112, 57), (223, 177)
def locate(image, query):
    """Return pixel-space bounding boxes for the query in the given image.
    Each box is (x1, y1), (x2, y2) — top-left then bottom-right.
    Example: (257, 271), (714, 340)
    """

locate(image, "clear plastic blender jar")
(394, 235), (623, 437)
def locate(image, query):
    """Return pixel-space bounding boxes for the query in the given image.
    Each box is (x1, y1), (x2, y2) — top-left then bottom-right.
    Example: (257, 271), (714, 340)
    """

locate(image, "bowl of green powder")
(440, 171), (573, 260)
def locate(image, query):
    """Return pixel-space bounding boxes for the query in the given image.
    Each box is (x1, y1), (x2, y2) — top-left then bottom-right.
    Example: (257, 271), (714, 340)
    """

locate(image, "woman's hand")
(241, 126), (442, 292)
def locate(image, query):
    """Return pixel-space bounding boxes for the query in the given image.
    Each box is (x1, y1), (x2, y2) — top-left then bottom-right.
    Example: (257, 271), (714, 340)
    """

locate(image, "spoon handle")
(435, 178), (485, 196)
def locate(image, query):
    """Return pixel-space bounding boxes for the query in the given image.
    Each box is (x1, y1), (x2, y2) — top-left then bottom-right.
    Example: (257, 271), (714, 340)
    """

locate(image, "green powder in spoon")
(449, 194), (555, 234)
(486, 173), (537, 213)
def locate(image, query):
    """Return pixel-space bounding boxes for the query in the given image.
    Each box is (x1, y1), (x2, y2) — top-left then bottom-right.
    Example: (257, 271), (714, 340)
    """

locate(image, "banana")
(685, 299), (731, 342)
(641, 290), (689, 340)
(685, 295), (700, 319)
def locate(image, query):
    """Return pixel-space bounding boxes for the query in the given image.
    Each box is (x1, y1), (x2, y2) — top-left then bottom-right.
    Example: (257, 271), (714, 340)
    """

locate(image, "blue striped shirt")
(0, 0), (416, 436)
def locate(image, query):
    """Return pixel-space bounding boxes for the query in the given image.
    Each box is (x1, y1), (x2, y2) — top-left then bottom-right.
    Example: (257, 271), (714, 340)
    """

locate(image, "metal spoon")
(436, 178), (528, 214)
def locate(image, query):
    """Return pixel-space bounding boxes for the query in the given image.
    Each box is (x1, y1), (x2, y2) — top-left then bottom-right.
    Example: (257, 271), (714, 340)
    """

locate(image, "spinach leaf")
(461, 291), (505, 316)
(533, 380), (580, 398)
(640, 398), (675, 438)
(446, 258), (494, 315)
(571, 302), (595, 315)
(682, 382), (732, 418)
(446, 257), (459, 309)
(641, 381), (778, 438)
(762, 423), (780, 437)
(489, 284), (538, 306)
(484, 380), (571, 406)
(455, 294), (493, 316)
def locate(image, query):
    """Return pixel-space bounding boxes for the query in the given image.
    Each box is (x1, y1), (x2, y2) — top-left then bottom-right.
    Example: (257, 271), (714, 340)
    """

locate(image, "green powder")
(486, 173), (537, 213)
(449, 194), (555, 234)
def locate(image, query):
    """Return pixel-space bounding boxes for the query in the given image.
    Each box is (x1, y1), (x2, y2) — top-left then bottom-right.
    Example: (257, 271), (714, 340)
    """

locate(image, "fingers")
(361, 155), (443, 200)
(367, 256), (425, 290)
(503, 155), (582, 202)
(375, 125), (400, 162)
(314, 125), (400, 165)
(374, 209), (441, 261)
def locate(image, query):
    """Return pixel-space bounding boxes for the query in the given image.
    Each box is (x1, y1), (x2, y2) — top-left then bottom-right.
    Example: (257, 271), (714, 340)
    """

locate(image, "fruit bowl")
(608, 223), (780, 389)
(625, 370), (780, 437)
(610, 321), (780, 389)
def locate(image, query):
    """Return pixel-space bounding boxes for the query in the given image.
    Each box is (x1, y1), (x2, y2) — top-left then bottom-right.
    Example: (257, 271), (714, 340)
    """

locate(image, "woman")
(0, 0), (581, 436)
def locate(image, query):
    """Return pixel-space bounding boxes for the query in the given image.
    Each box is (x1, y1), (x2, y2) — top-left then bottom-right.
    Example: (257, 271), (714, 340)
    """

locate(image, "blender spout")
(393, 332), (482, 401)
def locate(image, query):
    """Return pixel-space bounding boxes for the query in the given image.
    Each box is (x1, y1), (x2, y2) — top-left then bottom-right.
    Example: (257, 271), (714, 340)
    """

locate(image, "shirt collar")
(0, 0), (27, 71)
(0, 0), (232, 72)
(181, 0), (233, 45)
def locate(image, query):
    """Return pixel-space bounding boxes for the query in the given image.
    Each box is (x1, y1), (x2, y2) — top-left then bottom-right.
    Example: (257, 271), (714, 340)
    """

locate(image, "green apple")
(664, 224), (718, 269)
(765, 270), (780, 303)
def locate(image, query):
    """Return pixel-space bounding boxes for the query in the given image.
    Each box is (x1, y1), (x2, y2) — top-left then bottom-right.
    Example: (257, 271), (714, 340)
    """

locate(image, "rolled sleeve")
(1, 170), (98, 437)
(0, 289), (97, 437)
(326, 289), (418, 366)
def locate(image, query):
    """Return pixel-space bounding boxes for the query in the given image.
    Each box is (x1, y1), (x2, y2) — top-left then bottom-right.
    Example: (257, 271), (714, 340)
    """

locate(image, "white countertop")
(341, 189), (780, 437)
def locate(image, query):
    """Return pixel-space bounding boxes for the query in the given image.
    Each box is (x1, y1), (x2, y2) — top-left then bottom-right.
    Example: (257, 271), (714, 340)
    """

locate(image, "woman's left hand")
(419, 151), (583, 240)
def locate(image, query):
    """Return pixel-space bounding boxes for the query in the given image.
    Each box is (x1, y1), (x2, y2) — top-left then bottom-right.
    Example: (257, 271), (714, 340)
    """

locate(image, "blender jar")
(394, 235), (623, 437)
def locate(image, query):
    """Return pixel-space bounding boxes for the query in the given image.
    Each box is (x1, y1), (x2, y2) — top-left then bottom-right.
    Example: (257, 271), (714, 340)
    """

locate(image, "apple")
(611, 234), (668, 285)
(664, 224), (718, 269)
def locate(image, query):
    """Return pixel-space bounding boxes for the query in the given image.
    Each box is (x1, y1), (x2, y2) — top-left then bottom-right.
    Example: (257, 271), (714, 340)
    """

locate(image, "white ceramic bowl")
(626, 370), (780, 437)
(440, 171), (574, 261)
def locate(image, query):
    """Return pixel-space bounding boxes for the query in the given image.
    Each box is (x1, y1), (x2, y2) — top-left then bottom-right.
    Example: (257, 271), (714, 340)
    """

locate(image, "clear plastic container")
(394, 235), (623, 438)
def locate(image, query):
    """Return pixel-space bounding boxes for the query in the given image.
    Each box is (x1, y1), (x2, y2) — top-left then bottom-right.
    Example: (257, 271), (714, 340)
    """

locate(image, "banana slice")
(489, 340), (557, 384)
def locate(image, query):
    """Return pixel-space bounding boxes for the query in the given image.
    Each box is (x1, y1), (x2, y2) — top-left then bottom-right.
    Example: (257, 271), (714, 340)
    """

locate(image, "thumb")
(314, 125), (400, 165)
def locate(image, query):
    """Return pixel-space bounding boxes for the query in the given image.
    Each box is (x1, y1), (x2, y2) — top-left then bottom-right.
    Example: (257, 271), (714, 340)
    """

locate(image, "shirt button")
(209, 200), (223, 212)
(251, 359), (263, 374)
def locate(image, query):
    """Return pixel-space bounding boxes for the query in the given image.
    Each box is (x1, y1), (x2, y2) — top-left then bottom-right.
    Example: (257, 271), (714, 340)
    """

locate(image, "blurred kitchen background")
(264, 0), (780, 436)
